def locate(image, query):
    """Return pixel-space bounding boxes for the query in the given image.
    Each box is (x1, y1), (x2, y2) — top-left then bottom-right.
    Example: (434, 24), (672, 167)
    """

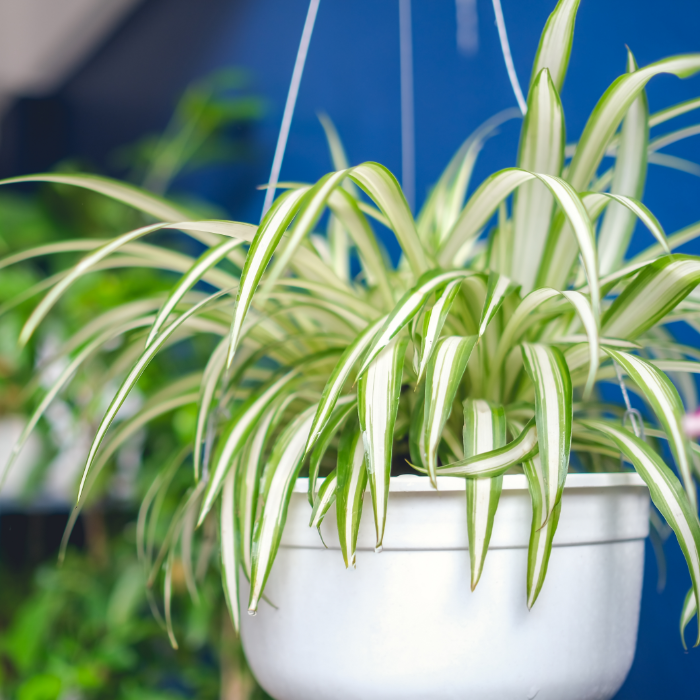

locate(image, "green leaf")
(261, 170), (350, 294)
(237, 397), (289, 578)
(422, 336), (477, 486)
(349, 162), (430, 275)
(221, 466), (241, 634)
(680, 587), (697, 650)
(198, 369), (299, 526)
(580, 419), (700, 647)
(567, 54), (700, 193)
(358, 269), (472, 377)
(336, 421), (369, 568)
(76, 291), (224, 502)
(146, 238), (244, 348)
(479, 272), (517, 336)
(309, 470), (338, 540)
(248, 404), (317, 613)
(602, 255), (700, 340)
(438, 168), (600, 321)
(463, 399), (506, 590)
(416, 278), (464, 383)
(304, 317), (385, 459)
(0, 172), (191, 222)
(358, 336), (408, 551)
(521, 343), (573, 519)
(429, 418), (538, 477)
(307, 397), (356, 506)
(524, 454), (562, 608)
(529, 0), (580, 93)
(513, 67), (565, 293)
(606, 348), (696, 508)
(225, 187), (310, 367)
(597, 51), (649, 275)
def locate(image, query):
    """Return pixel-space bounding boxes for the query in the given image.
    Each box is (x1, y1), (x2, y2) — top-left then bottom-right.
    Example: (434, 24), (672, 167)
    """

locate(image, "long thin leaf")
(221, 466), (240, 634)
(464, 399), (506, 590)
(358, 336), (408, 552)
(336, 421), (369, 568)
(580, 419), (700, 647)
(422, 336), (477, 486)
(521, 343), (572, 519)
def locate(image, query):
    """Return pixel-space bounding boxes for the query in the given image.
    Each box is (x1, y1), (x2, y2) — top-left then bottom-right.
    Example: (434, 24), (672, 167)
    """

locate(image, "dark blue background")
(4, 0), (700, 694)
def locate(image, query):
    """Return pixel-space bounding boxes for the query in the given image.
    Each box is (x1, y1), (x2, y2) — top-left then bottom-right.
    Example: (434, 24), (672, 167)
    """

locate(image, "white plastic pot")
(240, 472), (649, 700)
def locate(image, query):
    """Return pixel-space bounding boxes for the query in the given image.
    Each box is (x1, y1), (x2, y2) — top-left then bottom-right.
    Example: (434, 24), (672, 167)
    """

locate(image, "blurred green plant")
(0, 67), (267, 697)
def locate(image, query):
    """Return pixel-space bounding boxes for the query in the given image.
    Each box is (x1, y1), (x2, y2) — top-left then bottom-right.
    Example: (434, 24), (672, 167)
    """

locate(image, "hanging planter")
(241, 473), (649, 700)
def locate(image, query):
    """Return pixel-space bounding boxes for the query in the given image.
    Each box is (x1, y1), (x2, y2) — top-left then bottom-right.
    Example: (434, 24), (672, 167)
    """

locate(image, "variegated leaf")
(358, 270), (471, 377)
(417, 278), (463, 383)
(309, 470), (338, 541)
(598, 51), (649, 275)
(336, 421), (369, 568)
(304, 318), (385, 458)
(529, 0), (579, 93)
(680, 588), (697, 650)
(199, 369), (299, 526)
(358, 336), (408, 551)
(606, 348), (696, 508)
(307, 397), (356, 505)
(524, 455), (562, 609)
(521, 343), (573, 519)
(422, 336), (477, 486)
(249, 405), (317, 613)
(221, 466), (240, 633)
(513, 67), (565, 293)
(580, 419), (700, 647)
(478, 272), (517, 336)
(429, 418), (538, 477)
(463, 399), (506, 590)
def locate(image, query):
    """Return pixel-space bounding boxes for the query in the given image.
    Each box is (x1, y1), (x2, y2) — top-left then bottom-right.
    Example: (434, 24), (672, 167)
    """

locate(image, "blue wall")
(14, 0), (700, 694)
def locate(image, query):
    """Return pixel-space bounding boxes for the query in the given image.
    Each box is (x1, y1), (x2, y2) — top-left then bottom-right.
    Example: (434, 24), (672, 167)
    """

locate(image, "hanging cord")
(491, 0), (527, 116)
(613, 360), (645, 471)
(261, 0), (321, 220)
(399, 0), (415, 212)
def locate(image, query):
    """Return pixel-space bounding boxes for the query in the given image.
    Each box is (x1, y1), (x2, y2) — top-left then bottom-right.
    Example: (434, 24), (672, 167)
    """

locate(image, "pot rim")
(296, 471), (647, 494)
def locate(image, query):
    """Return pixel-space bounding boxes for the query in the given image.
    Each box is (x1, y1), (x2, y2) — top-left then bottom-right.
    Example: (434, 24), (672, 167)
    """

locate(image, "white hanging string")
(399, 0), (415, 212)
(491, 0), (527, 115)
(261, 0), (321, 220)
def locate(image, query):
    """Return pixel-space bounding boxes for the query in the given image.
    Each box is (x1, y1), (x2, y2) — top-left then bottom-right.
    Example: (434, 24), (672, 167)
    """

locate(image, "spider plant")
(3, 0), (700, 650)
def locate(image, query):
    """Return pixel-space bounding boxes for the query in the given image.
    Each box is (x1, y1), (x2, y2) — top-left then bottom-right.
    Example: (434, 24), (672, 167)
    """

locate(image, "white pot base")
(241, 474), (649, 700)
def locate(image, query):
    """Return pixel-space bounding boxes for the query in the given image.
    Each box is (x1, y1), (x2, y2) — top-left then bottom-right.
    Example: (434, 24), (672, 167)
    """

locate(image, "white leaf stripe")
(221, 465), (240, 634)
(606, 348), (696, 508)
(337, 425), (368, 568)
(226, 187), (310, 367)
(307, 397), (356, 506)
(309, 470), (338, 531)
(464, 399), (506, 590)
(479, 272), (515, 336)
(77, 291), (225, 501)
(431, 418), (538, 477)
(358, 336), (408, 551)
(603, 256), (700, 340)
(597, 49), (649, 276)
(417, 278), (463, 383)
(358, 270), (471, 378)
(198, 369), (299, 526)
(680, 588), (697, 650)
(513, 67), (564, 293)
(529, 0), (579, 92)
(146, 238), (244, 348)
(567, 54), (700, 193)
(580, 419), (700, 648)
(349, 162), (429, 276)
(249, 406), (317, 613)
(521, 343), (572, 518)
(304, 318), (385, 458)
(422, 336), (477, 486)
